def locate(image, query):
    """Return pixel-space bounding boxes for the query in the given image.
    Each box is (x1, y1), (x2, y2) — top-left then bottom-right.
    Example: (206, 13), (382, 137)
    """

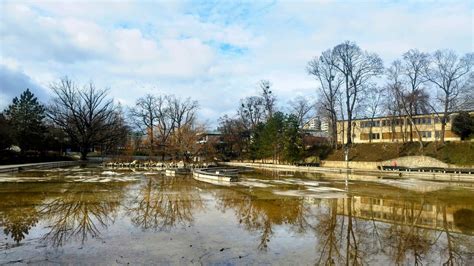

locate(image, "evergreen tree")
(249, 123), (265, 161)
(452, 111), (474, 140)
(4, 89), (46, 152)
(282, 114), (303, 163)
(259, 112), (285, 163)
(0, 113), (14, 150)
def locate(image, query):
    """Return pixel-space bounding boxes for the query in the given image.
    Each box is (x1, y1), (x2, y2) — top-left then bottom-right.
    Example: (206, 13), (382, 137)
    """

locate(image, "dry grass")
(324, 141), (474, 166)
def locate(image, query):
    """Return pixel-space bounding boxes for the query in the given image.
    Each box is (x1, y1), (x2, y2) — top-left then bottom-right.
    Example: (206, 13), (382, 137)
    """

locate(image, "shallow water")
(1, 165), (473, 265)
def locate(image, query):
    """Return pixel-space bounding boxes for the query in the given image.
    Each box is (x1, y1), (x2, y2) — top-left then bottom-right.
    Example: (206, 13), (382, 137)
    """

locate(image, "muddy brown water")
(0, 165), (473, 265)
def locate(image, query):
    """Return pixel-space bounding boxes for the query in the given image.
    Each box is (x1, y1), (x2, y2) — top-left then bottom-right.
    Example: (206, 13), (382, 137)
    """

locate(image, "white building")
(303, 117), (321, 131)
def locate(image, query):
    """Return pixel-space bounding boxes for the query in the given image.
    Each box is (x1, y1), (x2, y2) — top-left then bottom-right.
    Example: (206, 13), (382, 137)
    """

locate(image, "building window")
(370, 133), (380, 140)
(414, 118), (432, 125)
(361, 120), (381, 128)
(435, 116), (450, 124)
(421, 131), (432, 138)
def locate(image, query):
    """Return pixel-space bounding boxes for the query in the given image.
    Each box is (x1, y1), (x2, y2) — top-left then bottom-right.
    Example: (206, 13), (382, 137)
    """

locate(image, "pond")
(1, 165), (473, 264)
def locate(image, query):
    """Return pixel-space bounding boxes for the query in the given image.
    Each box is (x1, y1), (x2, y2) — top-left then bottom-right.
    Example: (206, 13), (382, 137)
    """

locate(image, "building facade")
(336, 111), (473, 144)
(302, 117), (322, 131)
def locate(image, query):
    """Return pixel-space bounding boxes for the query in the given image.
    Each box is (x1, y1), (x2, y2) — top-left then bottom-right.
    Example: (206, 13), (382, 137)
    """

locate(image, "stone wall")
(320, 160), (380, 170)
(381, 156), (449, 168)
(228, 155), (473, 171)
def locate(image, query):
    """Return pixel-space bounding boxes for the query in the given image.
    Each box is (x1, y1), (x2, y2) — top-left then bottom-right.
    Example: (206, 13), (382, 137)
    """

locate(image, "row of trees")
(128, 93), (203, 161)
(218, 81), (316, 163)
(1, 81), (130, 161)
(308, 41), (473, 147)
(217, 41), (473, 162)
(1, 77), (204, 162)
(2, 41), (472, 163)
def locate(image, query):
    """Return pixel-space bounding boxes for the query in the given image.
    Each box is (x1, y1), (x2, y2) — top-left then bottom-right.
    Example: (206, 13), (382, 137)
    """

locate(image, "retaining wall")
(220, 161), (474, 182)
(0, 161), (81, 173)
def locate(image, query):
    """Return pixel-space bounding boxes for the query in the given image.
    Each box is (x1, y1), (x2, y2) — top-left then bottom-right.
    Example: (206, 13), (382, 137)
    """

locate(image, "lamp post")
(344, 146), (349, 189)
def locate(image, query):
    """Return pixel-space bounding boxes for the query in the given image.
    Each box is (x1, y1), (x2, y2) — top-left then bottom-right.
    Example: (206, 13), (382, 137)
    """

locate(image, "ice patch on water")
(273, 186), (347, 199)
(101, 171), (122, 176)
(238, 180), (273, 188)
(306, 187), (345, 193)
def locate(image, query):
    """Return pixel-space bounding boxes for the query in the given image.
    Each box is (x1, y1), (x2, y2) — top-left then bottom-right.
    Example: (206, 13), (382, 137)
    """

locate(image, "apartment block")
(336, 111), (473, 144)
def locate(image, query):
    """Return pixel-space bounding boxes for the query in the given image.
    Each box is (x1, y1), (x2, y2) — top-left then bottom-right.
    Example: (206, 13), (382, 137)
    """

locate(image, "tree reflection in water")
(314, 197), (371, 265)
(39, 183), (125, 247)
(215, 189), (312, 251)
(126, 176), (204, 231)
(0, 190), (42, 244)
(314, 193), (474, 265)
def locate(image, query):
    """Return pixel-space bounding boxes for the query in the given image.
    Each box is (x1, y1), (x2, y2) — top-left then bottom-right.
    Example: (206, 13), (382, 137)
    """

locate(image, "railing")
(381, 166), (473, 175)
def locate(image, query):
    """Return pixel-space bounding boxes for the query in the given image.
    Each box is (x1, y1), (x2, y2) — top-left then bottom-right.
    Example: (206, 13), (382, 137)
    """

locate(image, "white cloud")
(0, 0), (472, 126)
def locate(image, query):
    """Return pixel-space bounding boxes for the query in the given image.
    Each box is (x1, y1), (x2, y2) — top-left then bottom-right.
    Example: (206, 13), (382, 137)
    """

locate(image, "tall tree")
(259, 112), (285, 163)
(282, 114), (303, 163)
(425, 50), (474, 143)
(308, 49), (344, 148)
(387, 60), (425, 150)
(218, 115), (249, 160)
(48, 78), (126, 160)
(288, 96), (315, 129)
(168, 95), (199, 160)
(401, 49), (430, 142)
(385, 61), (406, 143)
(0, 113), (14, 151)
(4, 89), (46, 152)
(363, 85), (385, 143)
(259, 80), (276, 120)
(129, 94), (160, 155)
(238, 96), (265, 130)
(332, 41), (384, 145)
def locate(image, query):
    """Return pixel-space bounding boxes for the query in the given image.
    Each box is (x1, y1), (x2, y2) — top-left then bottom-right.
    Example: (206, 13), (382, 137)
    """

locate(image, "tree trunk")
(441, 98), (449, 144)
(440, 118), (446, 144)
(369, 120), (373, 143)
(332, 118), (338, 149)
(80, 146), (88, 160)
(346, 119), (352, 145)
(149, 129), (154, 156)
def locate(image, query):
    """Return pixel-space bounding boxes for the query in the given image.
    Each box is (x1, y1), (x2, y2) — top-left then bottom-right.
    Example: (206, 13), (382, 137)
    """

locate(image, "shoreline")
(218, 161), (474, 182)
(0, 161), (82, 173)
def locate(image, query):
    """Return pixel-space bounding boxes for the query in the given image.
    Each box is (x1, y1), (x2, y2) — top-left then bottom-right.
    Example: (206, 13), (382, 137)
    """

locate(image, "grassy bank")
(324, 141), (474, 166)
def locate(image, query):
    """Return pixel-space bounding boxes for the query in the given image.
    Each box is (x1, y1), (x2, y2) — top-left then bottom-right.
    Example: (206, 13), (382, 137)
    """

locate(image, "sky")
(0, 0), (472, 127)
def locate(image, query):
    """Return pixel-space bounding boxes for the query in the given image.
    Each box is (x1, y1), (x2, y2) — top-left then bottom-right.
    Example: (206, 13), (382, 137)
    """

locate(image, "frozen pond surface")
(1, 165), (473, 265)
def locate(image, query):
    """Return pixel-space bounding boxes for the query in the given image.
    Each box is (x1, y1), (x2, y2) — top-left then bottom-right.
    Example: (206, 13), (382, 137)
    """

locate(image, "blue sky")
(0, 0), (472, 127)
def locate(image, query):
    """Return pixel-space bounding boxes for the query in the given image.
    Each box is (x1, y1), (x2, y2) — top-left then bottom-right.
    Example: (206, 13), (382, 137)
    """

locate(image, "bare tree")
(386, 61), (406, 143)
(48, 77), (127, 160)
(425, 50), (474, 143)
(169, 96), (198, 130)
(363, 85), (385, 143)
(259, 80), (276, 120)
(387, 61), (425, 150)
(168, 96), (199, 160)
(400, 49), (430, 141)
(308, 49), (344, 148)
(238, 96), (265, 130)
(129, 94), (160, 155)
(288, 96), (314, 128)
(332, 41), (384, 145)
(218, 115), (249, 160)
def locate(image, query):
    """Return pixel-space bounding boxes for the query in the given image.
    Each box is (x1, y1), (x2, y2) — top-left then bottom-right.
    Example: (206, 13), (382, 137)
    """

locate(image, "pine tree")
(4, 89), (46, 152)
(282, 114), (303, 163)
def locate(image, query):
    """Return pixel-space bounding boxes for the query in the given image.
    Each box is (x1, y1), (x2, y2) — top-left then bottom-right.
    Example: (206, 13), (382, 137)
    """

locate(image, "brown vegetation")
(325, 142), (474, 166)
